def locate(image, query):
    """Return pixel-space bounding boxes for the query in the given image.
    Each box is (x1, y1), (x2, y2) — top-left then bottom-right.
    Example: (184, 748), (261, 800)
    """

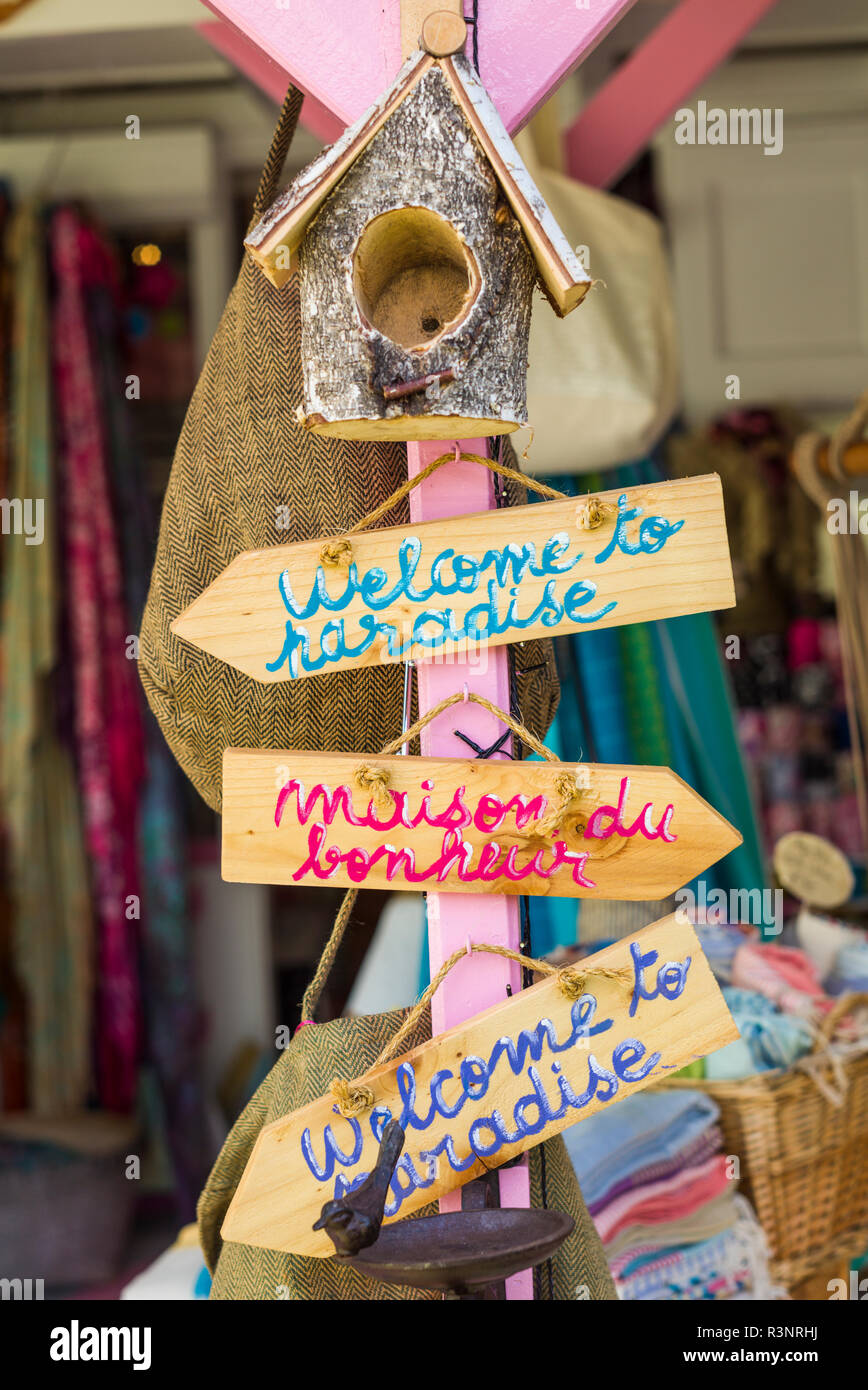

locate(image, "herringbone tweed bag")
(199, 1005), (617, 1301)
(139, 88), (559, 813)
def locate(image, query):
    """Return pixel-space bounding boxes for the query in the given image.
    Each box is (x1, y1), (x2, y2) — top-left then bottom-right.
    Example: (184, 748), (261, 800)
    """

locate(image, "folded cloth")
(705, 986), (815, 1078)
(587, 1125), (723, 1216)
(615, 1229), (750, 1301)
(594, 1155), (730, 1246)
(614, 1195), (783, 1301)
(607, 1191), (739, 1268)
(564, 1089), (719, 1208)
(732, 941), (826, 1018)
(721, 986), (780, 1017)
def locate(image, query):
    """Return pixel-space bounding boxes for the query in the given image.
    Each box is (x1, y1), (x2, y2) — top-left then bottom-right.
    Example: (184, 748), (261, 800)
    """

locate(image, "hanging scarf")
(1, 203), (93, 1111)
(89, 275), (210, 1206)
(51, 206), (145, 1110)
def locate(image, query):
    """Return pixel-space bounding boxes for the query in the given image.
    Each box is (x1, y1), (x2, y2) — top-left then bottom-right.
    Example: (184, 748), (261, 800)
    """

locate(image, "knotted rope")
(352, 763), (394, 815)
(534, 770), (583, 838)
(577, 496), (617, 530)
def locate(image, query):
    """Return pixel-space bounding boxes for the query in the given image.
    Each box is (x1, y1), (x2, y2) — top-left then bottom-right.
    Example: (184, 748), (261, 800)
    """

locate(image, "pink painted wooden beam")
(408, 438), (531, 1300)
(198, 18), (343, 143)
(407, 441), (523, 1037)
(565, 0), (782, 189)
(200, 0), (639, 135)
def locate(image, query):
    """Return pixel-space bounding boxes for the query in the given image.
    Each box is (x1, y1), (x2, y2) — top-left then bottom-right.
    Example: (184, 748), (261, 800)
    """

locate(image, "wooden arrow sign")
(220, 911), (738, 1256)
(222, 749), (742, 898)
(171, 474), (734, 683)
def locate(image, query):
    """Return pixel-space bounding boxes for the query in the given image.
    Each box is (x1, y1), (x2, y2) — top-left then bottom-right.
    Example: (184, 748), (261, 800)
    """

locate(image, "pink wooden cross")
(201, 0), (641, 1300)
(199, 0), (637, 136)
(564, 0), (782, 188)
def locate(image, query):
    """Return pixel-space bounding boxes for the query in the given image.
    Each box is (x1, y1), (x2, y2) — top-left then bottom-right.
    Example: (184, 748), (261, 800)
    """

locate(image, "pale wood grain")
(222, 749), (742, 898)
(172, 474), (734, 684)
(420, 10), (468, 57)
(400, 0), (463, 59)
(301, 411), (519, 441)
(773, 832), (855, 909)
(221, 912), (739, 1256)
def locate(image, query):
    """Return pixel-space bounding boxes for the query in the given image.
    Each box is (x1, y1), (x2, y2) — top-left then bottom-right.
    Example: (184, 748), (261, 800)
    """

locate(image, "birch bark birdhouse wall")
(245, 48), (592, 440)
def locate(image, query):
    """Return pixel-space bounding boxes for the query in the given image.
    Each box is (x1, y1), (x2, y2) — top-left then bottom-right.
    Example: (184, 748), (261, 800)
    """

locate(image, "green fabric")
(618, 622), (674, 767)
(199, 1009), (616, 1301)
(656, 613), (766, 898)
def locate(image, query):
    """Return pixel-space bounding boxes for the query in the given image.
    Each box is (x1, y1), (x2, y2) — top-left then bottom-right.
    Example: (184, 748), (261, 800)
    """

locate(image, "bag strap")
(250, 85), (304, 229)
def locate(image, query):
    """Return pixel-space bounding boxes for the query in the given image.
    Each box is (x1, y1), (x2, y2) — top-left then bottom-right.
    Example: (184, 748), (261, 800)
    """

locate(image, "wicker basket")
(666, 991), (868, 1289)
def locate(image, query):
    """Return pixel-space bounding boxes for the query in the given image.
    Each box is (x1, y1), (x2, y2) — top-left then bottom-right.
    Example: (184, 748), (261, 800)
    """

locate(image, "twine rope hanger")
(350, 688), (626, 853)
(329, 941), (634, 1120)
(318, 448), (615, 569)
(351, 688), (585, 835)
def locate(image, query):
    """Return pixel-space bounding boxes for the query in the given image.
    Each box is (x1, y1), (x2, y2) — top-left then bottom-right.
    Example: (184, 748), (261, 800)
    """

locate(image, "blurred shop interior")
(0, 0), (867, 1301)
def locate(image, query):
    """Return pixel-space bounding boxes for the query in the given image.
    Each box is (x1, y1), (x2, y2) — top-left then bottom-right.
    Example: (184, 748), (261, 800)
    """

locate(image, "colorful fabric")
(51, 207), (146, 1110)
(0, 204), (94, 1112)
(694, 924), (746, 982)
(606, 1191), (740, 1265)
(565, 1088), (720, 1208)
(618, 620), (674, 766)
(594, 1155), (730, 1246)
(587, 1124), (723, 1216)
(796, 906), (862, 980)
(829, 940), (868, 993)
(90, 274), (209, 1210)
(614, 1195), (782, 1301)
(537, 455), (766, 948)
(615, 1225), (750, 1301)
(731, 941), (826, 1019)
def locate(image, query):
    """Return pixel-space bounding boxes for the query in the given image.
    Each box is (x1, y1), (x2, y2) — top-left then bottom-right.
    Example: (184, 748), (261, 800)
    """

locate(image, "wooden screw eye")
(420, 11), (468, 57)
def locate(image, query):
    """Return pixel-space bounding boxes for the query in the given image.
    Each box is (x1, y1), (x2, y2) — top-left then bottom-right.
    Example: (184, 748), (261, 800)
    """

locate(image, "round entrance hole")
(352, 207), (480, 351)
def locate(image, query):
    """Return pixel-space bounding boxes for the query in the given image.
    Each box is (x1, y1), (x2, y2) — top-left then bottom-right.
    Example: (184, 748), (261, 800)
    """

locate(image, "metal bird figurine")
(312, 1119), (405, 1257)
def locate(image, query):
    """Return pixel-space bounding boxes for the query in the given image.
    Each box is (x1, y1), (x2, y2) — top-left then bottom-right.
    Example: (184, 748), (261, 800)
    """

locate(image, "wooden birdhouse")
(245, 36), (591, 441)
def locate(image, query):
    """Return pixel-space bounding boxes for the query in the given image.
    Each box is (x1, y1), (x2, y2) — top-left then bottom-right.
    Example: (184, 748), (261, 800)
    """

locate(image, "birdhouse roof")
(245, 50), (591, 317)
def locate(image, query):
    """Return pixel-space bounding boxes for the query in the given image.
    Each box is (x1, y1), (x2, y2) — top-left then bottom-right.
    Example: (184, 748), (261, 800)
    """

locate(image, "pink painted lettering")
(585, 776), (677, 843)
